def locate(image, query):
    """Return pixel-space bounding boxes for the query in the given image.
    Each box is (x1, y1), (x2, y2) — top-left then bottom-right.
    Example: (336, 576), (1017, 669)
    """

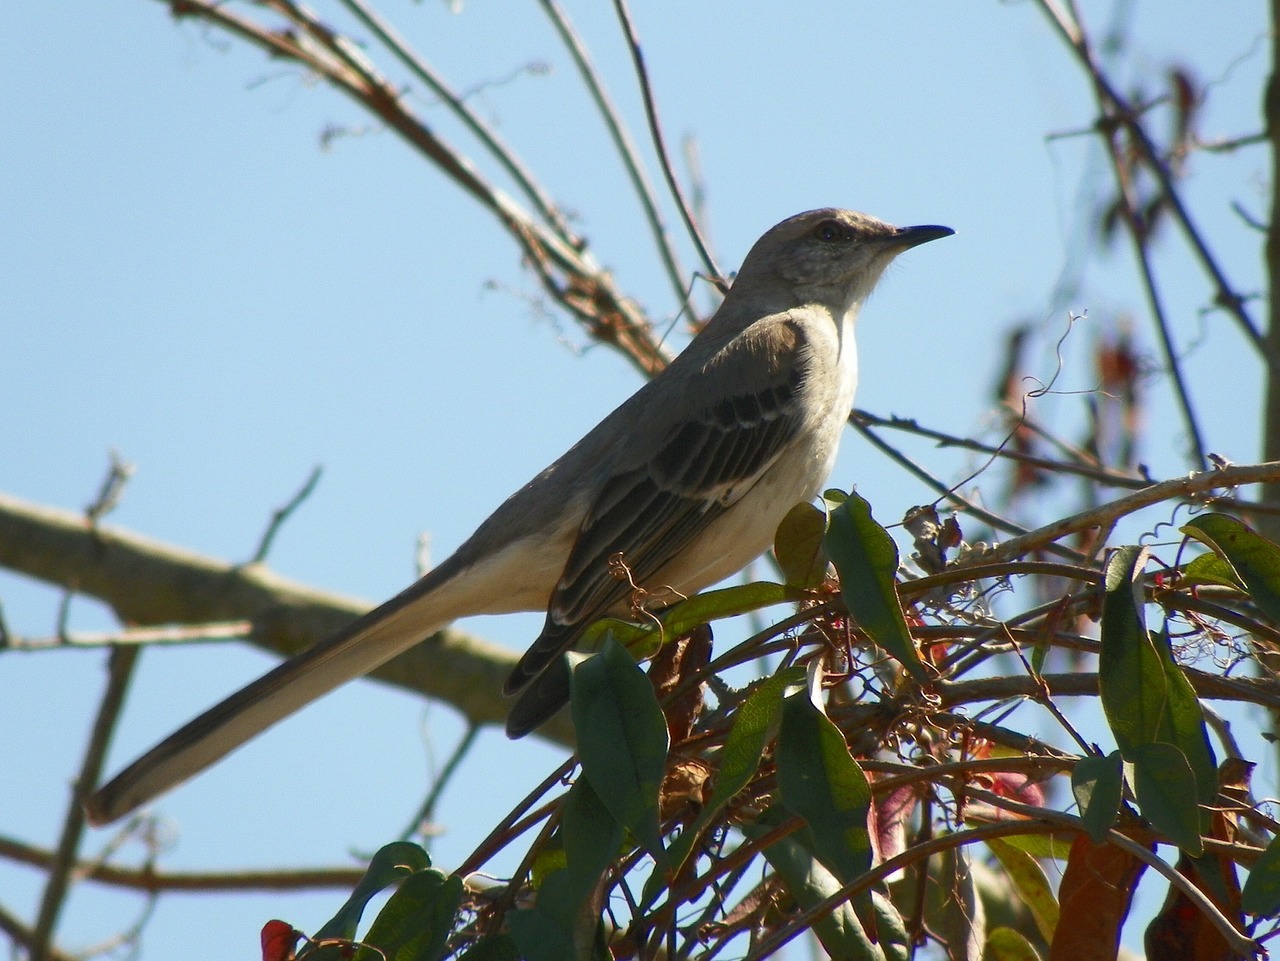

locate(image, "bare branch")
(32, 646), (139, 960)
(1088, 84), (1209, 468)
(852, 409), (1151, 490)
(0, 491), (574, 746)
(5, 621), (252, 652)
(970, 461), (1280, 565)
(610, 0), (722, 288)
(251, 464), (323, 564)
(335, 0), (573, 241)
(166, 0), (672, 377)
(537, 0), (695, 315)
(0, 835), (363, 892)
(84, 450), (136, 527)
(1034, 0), (1277, 375)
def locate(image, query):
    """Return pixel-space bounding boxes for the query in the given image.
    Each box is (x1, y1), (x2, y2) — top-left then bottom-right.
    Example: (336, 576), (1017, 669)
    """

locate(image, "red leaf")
(1144, 852), (1241, 961)
(869, 783), (917, 865)
(1049, 836), (1148, 961)
(260, 920), (300, 961)
(1145, 765), (1247, 961)
(989, 769), (1046, 809)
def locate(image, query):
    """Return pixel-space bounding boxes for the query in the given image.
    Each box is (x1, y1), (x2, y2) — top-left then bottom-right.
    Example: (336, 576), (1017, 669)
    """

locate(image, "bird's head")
(732, 208), (953, 315)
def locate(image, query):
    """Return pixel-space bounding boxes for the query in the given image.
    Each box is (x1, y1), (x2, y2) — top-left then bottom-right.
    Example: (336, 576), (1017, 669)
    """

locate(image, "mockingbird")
(86, 208), (951, 825)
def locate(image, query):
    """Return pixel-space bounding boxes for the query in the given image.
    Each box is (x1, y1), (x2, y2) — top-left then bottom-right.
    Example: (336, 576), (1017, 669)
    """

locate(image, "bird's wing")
(504, 317), (815, 696)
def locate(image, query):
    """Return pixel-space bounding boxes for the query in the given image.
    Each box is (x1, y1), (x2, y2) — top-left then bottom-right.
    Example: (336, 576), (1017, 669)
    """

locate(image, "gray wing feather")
(504, 319), (813, 699)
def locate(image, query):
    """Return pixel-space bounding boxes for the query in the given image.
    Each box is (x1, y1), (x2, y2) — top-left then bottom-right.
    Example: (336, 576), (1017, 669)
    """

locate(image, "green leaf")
(823, 490), (926, 680)
(1071, 751), (1124, 843)
(656, 581), (792, 641)
(867, 890), (911, 961)
(984, 926), (1042, 961)
(704, 667), (806, 815)
(1149, 627), (1217, 807)
(352, 870), (462, 961)
(575, 617), (651, 653)
(506, 908), (571, 961)
(575, 582), (792, 662)
(1183, 512), (1280, 623)
(1242, 833), (1280, 917)
(983, 832), (1074, 861)
(313, 842), (431, 943)
(1029, 630), (1050, 678)
(775, 501), (830, 588)
(1097, 548), (1217, 842)
(746, 810), (885, 961)
(937, 844), (985, 961)
(985, 837), (1058, 942)
(518, 867), (609, 961)
(1181, 551), (1245, 590)
(558, 778), (623, 922)
(456, 935), (520, 961)
(1130, 741), (1204, 855)
(665, 666), (805, 878)
(571, 635), (669, 869)
(777, 690), (873, 885)
(1098, 546), (1167, 757)
(507, 887), (607, 961)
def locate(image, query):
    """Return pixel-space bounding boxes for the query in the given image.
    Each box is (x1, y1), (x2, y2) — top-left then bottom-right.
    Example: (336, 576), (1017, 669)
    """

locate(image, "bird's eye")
(816, 220), (845, 243)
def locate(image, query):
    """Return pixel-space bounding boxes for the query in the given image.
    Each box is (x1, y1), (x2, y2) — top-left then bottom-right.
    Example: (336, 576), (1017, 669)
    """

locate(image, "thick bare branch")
(0, 491), (573, 745)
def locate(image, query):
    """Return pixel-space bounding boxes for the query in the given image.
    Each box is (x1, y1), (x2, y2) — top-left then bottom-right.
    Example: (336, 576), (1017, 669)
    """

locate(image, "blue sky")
(1, 1), (1270, 957)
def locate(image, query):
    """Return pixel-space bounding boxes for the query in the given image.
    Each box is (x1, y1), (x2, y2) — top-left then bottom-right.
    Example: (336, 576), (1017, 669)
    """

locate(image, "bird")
(85, 208), (952, 826)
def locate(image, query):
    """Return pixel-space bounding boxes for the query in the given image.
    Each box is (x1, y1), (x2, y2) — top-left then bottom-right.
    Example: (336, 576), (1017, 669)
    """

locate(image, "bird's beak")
(888, 224), (955, 250)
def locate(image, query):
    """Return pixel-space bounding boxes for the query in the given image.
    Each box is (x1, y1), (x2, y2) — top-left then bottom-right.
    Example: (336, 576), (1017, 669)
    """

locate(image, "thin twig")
(537, 0), (695, 314)
(251, 464), (323, 563)
(167, 0), (671, 376)
(7, 621), (253, 652)
(0, 903), (77, 961)
(84, 450), (136, 527)
(401, 723), (481, 842)
(74, 895), (157, 960)
(860, 754), (1076, 794)
(964, 786), (1260, 957)
(850, 415), (1093, 563)
(936, 668), (1280, 711)
(1095, 97), (1209, 468)
(740, 820), (1068, 961)
(454, 756), (577, 877)
(970, 461), (1280, 566)
(1163, 592), (1280, 650)
(0, 835), (364, 891)
(1200, 131), (1268, 153)
(31, 645), (140, 961)
(336, 0), (573, 241)
(609, 0), (722, 285)
(852, 409), (1150, 489)
(902, 559), (1102, 599)
(1033, 0), (1278, 375)
(1009, 403), (1109, 469)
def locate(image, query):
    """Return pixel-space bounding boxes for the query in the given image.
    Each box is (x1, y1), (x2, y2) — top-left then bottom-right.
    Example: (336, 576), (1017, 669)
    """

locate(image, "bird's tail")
(85, 578), (454, 826)
(505, 654), (572, 738)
